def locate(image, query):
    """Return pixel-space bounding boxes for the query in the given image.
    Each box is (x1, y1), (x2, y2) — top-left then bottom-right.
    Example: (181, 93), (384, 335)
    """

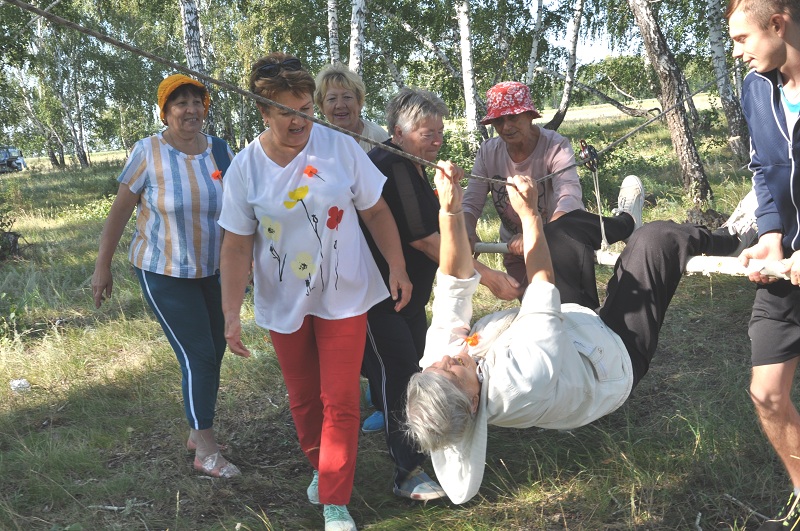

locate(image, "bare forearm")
(522, 217), (554, 284)
(438, 211), (474, 279)
(220, 235), (253, 317)
(96, 187), (139, 268)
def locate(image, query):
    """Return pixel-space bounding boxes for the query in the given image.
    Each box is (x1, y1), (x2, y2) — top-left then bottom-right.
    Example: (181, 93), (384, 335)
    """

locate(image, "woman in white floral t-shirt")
(218, 53), (410, 531)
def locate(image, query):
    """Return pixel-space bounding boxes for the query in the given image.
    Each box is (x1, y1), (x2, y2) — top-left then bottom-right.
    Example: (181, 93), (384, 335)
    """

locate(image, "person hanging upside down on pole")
(404, 164), (742, 504)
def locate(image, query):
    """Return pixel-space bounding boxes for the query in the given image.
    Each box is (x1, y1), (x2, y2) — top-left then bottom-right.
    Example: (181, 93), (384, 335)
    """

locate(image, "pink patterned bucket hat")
(480, 81), (542, 125)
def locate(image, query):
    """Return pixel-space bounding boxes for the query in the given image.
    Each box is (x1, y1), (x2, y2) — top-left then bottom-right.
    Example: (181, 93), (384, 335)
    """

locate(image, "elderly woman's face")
(164, 91), (205, 134)
(490, 111), (535, 146)
(322, 85), (362, 133)
(395, 115), (444, 163)
(424, 353), (481, 398)
(262, 91), (314, 149)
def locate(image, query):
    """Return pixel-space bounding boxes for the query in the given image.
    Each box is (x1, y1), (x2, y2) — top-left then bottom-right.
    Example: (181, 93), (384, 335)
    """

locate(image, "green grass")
(0, 110), (778, 530)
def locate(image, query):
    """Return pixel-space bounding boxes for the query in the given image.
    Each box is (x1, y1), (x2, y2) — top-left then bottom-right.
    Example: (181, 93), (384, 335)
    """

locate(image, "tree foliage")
(0, 0), (737, 177)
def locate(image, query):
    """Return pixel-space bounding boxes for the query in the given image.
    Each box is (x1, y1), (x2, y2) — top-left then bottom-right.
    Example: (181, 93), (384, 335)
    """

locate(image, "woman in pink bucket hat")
(462, 81), (641, 308)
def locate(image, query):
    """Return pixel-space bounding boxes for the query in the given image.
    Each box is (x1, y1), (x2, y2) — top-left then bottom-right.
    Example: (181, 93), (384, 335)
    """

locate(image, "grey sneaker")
(722, 189), (758, 238)
(612, 174), (645, 231)
(307, 470), (320, 505)
(393, 466), (447, 501)
(323, 504), (356, 531)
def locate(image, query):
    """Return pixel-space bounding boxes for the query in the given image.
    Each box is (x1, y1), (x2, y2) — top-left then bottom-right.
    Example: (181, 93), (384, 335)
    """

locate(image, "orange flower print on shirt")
(326, 206), (344, 230)
(211, 169), (223, 180)
(304, 165), (325, 182)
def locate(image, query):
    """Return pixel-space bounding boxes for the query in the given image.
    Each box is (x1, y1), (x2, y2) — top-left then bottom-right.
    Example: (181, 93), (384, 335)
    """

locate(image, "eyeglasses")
(256, 58), (303, 79)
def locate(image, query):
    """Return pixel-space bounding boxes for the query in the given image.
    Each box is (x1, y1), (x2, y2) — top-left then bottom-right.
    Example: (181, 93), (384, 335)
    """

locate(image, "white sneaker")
(307, 470), (319, 505)
(323, 504), (356, 531)
(612, 174), (645, 230)
(721, 188), (758, 237)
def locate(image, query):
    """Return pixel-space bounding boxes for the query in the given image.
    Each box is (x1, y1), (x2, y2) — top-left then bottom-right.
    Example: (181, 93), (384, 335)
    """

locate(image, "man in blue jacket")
(728, 1), (800, 529)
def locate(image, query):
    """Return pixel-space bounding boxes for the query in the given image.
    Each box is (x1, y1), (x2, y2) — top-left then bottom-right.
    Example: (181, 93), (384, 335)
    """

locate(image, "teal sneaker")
(323, 504), (356, 531)
(307, 470), (319, 505)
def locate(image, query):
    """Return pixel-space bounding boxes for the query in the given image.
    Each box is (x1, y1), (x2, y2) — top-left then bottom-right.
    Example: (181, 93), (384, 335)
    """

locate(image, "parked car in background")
(0, 146), (27, 172)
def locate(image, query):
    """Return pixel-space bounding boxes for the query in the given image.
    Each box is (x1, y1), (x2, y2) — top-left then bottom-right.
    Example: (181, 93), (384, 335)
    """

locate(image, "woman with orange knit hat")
(92, 74), (240, 478)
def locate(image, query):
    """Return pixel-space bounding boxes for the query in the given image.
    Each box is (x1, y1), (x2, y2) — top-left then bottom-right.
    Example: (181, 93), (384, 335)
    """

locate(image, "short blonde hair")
(314, 64), (366, 110)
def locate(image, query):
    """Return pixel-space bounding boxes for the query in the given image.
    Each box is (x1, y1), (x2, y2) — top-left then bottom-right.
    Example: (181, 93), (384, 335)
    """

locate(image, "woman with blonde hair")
(314, 64), (389, 152)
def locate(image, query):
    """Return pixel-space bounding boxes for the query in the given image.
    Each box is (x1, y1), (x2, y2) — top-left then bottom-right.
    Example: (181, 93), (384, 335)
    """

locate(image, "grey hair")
(405, 371), (476, 454)
(385, 87), (449, 136)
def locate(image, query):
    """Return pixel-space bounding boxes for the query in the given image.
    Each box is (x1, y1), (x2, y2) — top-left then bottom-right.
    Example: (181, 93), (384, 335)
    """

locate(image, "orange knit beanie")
(157, 74), (210, 124)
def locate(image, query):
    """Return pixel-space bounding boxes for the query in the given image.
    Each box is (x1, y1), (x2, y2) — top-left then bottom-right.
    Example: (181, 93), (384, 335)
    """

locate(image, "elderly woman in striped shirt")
(91, 74), (239, 478)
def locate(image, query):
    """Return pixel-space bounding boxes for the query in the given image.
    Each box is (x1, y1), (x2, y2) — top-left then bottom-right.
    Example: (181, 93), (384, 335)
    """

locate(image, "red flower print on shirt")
(326, 206), (344, 230)
(212, 170), (222, 180)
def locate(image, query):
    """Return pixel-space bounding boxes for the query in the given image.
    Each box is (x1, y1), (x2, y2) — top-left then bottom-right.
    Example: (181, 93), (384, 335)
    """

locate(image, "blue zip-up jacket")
(741, 68), (800, 252)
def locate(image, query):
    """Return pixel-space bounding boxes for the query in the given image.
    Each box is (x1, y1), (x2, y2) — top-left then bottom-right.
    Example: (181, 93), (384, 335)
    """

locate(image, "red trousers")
(270, 314), (366, 506)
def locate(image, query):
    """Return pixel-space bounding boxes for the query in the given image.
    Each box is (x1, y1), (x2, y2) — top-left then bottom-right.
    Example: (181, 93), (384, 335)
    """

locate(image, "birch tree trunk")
(328, 0), (341, 64)
(50, 46), (89, 168)
(456, 0), (480, 146)
(535, 66), (653, 117)
(368, 19), (405, 88)
(349, 0), (366, 75)
(492, 25), (509, 85)
(544, 0), (583, 131)
(179, 0), (205, 75)
(627, 0), (712, 203)
(524, 0), (544, 84)
(707, 0), (749, 162)
(679, 70), (700, 127)
(380, 50), (405, 89)
(179, 0), (214, 134)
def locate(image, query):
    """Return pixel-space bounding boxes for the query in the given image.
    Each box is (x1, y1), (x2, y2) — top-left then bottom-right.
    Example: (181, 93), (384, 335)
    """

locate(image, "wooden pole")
(473, 242), (789, 280)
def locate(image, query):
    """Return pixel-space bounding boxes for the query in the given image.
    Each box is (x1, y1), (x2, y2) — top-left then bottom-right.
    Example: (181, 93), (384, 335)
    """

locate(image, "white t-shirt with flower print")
(219, 125), (390, 334)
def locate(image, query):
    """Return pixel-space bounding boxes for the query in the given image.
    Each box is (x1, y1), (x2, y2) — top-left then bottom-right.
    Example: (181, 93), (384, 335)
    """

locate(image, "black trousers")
(598, 221), (739, 387)
(543, 209), (635, 309)
(362, 304), (428, 483)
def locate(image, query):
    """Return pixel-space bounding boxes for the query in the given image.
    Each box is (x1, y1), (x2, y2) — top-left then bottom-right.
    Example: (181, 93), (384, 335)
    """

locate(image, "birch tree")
(627, 0), (712, 202)
(179, 0), (214, 133)
(545, 0), (584, 131)
(524, 0), (544, 84)
(706, 0), (749, 161)
(328, 0), (341, 64)
(456, 0), (481, 145)
(349, 0), (366, 74)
